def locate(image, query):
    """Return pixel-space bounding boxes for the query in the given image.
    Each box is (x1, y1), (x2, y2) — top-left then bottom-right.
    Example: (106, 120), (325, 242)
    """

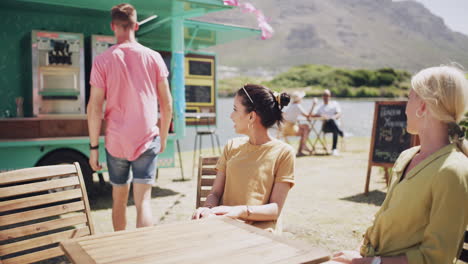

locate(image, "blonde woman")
(330, 65), (468, 264)
(282, 91), (315, 156)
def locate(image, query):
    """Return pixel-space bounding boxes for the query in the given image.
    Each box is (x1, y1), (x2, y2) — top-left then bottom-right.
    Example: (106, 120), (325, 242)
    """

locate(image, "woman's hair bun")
(279, 92), (291, 109)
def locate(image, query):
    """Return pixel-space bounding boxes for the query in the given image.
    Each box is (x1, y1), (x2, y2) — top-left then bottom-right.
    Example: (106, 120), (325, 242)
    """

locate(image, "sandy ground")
(40, 136), (466, 263)
(89, 137), (388, 254)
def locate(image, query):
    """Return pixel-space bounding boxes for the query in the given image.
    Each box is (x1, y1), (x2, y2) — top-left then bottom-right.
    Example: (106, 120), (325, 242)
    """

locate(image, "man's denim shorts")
(106, 136), (161, 186)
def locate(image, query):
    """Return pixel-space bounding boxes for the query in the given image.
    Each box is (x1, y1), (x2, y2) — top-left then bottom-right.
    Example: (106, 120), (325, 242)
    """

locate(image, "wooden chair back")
(196, 156), (219, 208)
(0, 162), (95, 264)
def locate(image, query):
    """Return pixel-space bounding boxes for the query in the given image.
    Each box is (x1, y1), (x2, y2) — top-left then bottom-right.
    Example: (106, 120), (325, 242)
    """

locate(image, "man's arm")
(298, 104), (309, 118)
(333, 112), (342, 120)
(310, 103), (322, 118)
(333, 102), (342, 120)
(87, 86), (105, 171)
(157, 77), (173, 153)
(306, 98), (318, 119)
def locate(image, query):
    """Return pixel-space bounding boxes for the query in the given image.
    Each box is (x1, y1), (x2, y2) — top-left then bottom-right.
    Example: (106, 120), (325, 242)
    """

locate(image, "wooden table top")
(61, 217), (330, 264)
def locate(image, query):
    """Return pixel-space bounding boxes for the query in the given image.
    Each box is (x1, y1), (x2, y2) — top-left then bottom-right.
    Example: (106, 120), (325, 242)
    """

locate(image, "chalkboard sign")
(186, 58), (214, 78)
(365, 101), (418, 194)
(189, 60), (212, 76)
(371, 102), (412, 164)
(185, 85), (212, 104)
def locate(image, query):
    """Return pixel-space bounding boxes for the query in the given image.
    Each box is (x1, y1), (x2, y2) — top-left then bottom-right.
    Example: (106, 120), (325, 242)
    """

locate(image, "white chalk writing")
(380, 108), (401, 117)
(384, 117), (406, 128)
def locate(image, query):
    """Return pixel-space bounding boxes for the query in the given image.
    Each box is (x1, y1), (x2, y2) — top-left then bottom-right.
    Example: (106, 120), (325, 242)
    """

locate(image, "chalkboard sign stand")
(365, 101), (418, 195)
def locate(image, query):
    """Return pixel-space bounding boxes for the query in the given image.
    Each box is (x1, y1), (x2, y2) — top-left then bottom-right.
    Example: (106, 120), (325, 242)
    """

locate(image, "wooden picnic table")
(60, 217), (330, 264)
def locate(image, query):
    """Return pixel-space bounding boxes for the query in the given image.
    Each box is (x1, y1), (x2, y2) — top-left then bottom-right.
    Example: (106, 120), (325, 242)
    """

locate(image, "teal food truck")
(0, 0), (261, 194)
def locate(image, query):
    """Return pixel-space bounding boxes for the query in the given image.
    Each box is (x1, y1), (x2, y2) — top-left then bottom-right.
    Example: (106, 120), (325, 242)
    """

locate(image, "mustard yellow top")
(216, 137), (295, 233)
(361, 143), (468, 264)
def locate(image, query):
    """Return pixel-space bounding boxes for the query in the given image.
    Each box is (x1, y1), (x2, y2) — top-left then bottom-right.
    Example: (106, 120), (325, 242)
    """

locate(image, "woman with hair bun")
(330, 65), (468, 264)
(192, 84), (295, 234)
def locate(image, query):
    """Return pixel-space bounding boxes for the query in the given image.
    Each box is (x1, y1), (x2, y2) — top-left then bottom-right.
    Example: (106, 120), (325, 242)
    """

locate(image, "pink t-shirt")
(90, 42), (169, 161)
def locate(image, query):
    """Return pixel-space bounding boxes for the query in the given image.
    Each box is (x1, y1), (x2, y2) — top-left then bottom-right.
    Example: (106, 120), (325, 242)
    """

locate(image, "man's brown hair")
(111, 3), (137, 29)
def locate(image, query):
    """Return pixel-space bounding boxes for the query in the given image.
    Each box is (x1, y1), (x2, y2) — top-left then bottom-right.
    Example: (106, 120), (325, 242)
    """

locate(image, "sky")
(395, 0), (468, 35)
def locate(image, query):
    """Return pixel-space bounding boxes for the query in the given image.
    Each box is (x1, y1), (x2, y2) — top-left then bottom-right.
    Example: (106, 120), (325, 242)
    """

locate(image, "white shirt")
(316, 101), (341, 118)
(282, 103), (306, 123)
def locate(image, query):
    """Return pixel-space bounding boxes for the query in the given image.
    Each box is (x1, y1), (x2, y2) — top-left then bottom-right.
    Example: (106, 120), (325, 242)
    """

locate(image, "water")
(177, 98), (388, 152)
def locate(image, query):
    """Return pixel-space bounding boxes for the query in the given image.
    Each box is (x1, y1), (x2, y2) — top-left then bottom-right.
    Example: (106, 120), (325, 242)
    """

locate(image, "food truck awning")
(5, 0), (261, 51)
(138, 19), (260, 51)
(3, 0), (231, 18)
(184, 19), (260, 50)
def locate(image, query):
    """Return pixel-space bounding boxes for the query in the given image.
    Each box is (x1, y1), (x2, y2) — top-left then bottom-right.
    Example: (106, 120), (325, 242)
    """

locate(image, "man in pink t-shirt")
(87, 3), (173, 231)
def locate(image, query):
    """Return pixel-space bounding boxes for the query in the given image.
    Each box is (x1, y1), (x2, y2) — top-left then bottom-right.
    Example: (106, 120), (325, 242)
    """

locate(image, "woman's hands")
(329, 251), (407, 264)
(329, 250), (364, 264)
(211, 206), (247, 219)
(192, 206), (247, 220)
(192, 207), (214, 220)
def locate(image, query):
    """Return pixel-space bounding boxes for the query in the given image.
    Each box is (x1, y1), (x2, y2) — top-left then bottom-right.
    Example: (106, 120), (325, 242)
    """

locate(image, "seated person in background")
(282, 91), (316, 156)
(192, 84), (295, 235)
(312, 89), (344, 156)
(329, 65), (468, 264)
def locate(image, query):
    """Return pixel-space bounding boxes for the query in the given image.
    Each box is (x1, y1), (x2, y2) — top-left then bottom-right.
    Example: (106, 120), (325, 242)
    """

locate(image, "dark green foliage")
(375, 72), (396, 86)
(265, 64), (412, 97)
(464, 74), (468, 139)
(355, 87), (380, 97)
(462, 112), (468, 139)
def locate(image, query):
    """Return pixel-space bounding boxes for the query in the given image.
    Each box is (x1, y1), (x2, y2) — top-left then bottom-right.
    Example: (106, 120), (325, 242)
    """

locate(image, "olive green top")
(361, 143), (468, 264)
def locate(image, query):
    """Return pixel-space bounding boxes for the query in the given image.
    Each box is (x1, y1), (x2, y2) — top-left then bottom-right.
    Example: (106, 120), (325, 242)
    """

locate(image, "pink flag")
(223, 0), (274, 40)
(240, 2), (256, 13)
(259, 20), (273, 40)
(223, 0), (239, 6)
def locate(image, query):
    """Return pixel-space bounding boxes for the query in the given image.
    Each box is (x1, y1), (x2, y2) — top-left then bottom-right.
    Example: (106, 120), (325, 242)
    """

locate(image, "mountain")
(198, 0), (468, 73)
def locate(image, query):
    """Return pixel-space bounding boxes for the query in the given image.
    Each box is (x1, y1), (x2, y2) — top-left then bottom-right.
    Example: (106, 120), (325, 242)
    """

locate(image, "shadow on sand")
(340, 190), (386, 206)
(88, 182), (179, 210)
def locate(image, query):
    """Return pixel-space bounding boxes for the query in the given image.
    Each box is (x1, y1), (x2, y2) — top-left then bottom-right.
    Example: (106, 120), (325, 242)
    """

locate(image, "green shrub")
(377, 67), (397, 75)
(460, 71), (467, 138)
(376, 72), (396, 86)
(396, 82), (411, 91)
(379, 87), (400, 98)
(395, 70), (412, 82)
(347, 69), (374, 87)
(227, 64), (411, 98)
(461, 112), (468, 139)
(355, 87), (380, 97)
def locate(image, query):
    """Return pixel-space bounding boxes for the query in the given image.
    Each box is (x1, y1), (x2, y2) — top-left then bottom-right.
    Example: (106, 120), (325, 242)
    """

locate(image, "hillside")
(198, 0), (468, 72)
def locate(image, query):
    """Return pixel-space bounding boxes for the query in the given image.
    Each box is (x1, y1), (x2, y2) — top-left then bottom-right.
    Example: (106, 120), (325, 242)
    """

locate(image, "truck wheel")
(37, 149), (96, 198)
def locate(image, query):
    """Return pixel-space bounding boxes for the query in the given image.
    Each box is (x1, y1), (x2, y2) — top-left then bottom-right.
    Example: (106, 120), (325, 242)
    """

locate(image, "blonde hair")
(411, 65), (468, 156)
(111, 3), (137, 29)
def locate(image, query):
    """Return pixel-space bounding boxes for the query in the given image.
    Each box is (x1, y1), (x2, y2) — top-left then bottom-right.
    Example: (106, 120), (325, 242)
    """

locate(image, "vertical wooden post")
(365, 165), (372, 195)
(365, 103), (379, 195)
